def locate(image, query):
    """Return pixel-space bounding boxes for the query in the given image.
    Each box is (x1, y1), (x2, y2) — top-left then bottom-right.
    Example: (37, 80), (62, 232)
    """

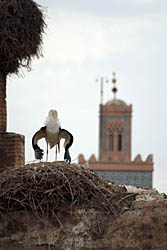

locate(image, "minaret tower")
(78, 73), (153, 188)
(99, 73), (132, 163)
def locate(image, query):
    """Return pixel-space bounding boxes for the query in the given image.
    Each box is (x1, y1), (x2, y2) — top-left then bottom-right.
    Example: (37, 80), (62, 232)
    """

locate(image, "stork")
(32, 109), (73, 163)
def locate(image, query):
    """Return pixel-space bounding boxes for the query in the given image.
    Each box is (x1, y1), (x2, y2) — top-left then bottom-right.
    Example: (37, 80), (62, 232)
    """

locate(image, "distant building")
(78, 74), (153, 188)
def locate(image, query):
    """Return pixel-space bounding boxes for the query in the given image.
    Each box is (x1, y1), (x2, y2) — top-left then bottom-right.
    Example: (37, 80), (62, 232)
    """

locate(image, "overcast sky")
(7, 0), (167, 193)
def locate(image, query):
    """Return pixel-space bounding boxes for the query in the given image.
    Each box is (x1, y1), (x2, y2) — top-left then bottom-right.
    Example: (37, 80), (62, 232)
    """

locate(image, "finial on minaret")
(112, 72), (117, 99)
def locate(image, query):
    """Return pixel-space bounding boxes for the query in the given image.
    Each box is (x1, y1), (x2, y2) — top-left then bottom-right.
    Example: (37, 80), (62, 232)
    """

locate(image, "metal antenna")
(96, 77), (109, 105)
(96, 76), (109, 161)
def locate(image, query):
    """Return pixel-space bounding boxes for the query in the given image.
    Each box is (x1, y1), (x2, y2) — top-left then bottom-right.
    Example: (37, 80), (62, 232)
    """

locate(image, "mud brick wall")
(0, 132), (25, 172)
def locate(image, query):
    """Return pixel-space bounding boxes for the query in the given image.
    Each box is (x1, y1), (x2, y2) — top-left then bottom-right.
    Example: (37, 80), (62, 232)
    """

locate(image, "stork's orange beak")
(52, 110), (58, 117)
(49, 109), (58, 118)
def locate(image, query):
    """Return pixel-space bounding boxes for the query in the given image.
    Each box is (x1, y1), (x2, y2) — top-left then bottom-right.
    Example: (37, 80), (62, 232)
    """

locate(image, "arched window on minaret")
(118, 134), (122, 151)
(109, 134), (113, 151)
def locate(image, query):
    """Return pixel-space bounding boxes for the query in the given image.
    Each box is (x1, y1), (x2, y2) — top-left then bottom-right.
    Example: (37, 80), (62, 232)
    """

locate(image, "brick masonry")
(0, 132), (25, 172)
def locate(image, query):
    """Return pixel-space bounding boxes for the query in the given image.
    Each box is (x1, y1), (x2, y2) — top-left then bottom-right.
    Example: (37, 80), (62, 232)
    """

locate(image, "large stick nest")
(0, 162), (136, 217)
(0, 0), (46, 75)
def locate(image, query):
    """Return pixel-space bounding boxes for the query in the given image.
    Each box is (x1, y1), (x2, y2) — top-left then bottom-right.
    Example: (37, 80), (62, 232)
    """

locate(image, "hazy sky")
(7, 0), (167, 193)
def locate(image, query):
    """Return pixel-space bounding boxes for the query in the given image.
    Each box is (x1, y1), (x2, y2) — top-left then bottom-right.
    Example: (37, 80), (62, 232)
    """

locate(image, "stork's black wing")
(32, 126), (46, 160)
(59, 128), (73, 164)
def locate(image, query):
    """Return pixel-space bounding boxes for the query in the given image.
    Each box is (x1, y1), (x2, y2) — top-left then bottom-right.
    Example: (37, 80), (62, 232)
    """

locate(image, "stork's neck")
(45, 116), (60, 134)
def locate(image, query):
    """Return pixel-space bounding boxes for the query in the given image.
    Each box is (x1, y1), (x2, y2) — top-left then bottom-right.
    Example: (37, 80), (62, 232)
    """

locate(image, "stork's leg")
(46, 142), (48, 161)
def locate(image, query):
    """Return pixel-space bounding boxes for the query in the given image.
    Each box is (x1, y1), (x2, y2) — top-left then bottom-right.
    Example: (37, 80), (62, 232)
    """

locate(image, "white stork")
(32, 109), (73, 163)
